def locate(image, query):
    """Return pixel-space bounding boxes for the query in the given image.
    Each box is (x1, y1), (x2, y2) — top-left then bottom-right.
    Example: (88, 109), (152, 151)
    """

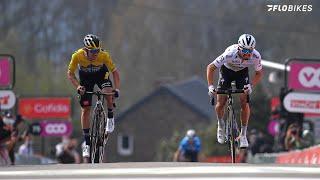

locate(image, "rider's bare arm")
(112, 69), (120, 90)
(173, 149), (181, 161)
(67, 70), (80, 88)
(206, 63), (217, 86)
(251, 70), (263, 88)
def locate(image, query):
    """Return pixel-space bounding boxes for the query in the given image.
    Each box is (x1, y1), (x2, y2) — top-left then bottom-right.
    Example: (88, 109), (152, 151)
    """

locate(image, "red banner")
(18, 98), (71, 119)
(276, 146), (320, 164)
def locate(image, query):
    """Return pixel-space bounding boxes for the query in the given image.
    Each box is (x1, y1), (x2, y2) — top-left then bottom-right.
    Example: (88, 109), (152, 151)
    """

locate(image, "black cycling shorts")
(217, 65), (249, 90)
(78, 66), (113, 107)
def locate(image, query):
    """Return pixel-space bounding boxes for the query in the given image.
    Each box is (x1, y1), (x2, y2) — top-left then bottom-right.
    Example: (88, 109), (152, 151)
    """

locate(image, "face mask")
(3, 117), (15, 125)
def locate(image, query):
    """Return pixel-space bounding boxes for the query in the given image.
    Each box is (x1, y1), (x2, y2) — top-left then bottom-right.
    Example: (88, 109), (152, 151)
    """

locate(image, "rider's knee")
(215, 102), (226, 111)
(102, 87), (113, 103)
(81, 107), (91, 114)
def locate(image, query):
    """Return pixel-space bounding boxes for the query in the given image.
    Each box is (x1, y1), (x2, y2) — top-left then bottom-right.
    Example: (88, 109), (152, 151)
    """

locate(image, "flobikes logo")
(267, 4), (312, 12)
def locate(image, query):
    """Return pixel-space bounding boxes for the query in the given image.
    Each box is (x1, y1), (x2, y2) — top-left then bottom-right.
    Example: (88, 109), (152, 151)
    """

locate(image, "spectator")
(284, 123), (302, 151)
(248, 129), (260, 155)
(4, 113), (20, 165)
(0, 113), (14, 165)
(56, 137), (80, 164)
(173, 129), (201, 162)
(18, 131), (34, 156)
(256, 131), (273, 153)
(301, 129), (314, 148)
(248, 129), (273, 156)
(0, 113), (25, 165)
(55, 136), (70, 158)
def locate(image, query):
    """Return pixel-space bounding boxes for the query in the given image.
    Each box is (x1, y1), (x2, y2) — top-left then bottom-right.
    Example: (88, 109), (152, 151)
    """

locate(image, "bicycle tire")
(228, 106), (236, 163)
(90, 107), (100, 163)
(98, 109), (107, 163)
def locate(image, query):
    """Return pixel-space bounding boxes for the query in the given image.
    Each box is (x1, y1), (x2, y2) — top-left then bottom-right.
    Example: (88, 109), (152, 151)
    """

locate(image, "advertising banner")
(283, 92), (320, 114)
(19, 97), (71, 119)
(276, 145), (320, 164)
(40, 120), (72, 137)
(288, 62), (320, 92)
(0, 59), (10, 87)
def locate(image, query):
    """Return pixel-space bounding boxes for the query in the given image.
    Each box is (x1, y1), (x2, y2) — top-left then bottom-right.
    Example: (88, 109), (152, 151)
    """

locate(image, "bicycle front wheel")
(228, 107), (237, 163)
(97, 109), (107, 163)
(90, 111), (99, 163)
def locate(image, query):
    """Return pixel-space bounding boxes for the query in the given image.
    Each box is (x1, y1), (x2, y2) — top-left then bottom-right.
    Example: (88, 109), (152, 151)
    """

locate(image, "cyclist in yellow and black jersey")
(67, 34), (120, 158)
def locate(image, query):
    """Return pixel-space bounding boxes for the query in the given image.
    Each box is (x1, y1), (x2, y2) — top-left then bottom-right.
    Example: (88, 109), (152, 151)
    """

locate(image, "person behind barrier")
(301, 129), (314, 149)
(284, 123), (302, 151)
(56, 137), (80, 164)
(174, 129), (201, 162)
(18, 131), (34, 156)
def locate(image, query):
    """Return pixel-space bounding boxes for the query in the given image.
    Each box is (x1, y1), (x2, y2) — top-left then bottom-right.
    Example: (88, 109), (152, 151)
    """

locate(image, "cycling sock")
(83, 128), (90, 145)
(107, 108), (113, 118)
(240, 125), (247, 136)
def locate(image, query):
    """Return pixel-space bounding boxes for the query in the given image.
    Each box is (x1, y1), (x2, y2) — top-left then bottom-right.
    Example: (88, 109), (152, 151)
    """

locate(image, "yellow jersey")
(68, 48), (116, 74)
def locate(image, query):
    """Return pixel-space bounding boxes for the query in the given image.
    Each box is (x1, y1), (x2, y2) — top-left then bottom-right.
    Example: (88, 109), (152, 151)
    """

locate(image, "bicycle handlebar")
(210, 89), (250, 106)
(85, 91), (115, 96)
(79, 91), (116, 107)
(216, 89), (245, 94)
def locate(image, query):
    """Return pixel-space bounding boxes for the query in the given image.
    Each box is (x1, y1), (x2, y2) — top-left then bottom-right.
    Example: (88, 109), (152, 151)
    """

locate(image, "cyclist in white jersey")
(206, 34), (263, 148)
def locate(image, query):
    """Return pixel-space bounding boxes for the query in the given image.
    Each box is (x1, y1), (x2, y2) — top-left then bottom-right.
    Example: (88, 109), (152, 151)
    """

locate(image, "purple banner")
(40, 121), (72, 137)
(289, 62), (320, 92)
(0, 58), (10, 87)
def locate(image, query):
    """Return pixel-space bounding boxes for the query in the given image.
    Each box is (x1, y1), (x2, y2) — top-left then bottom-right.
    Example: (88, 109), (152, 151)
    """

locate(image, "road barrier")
(248, 145), (320, 164)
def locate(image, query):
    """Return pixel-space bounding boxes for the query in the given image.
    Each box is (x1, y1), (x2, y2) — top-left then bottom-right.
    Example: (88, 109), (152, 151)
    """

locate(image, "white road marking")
(0, 166), (319, 177)
(5, 178), (319, 180)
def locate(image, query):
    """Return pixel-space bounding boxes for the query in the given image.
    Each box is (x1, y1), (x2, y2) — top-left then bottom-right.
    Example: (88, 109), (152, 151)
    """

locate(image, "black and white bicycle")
(211, 89), (249, 163)
(85, 91), (115, 163)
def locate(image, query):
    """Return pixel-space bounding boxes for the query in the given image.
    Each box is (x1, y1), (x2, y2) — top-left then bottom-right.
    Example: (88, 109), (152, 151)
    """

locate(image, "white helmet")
(186, 129), (195, 138)
(238, 34), (256, 49)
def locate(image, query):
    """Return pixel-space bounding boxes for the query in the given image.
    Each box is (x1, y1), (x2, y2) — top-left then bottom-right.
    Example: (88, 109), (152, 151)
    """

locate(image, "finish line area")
(0, 162), (319, 180)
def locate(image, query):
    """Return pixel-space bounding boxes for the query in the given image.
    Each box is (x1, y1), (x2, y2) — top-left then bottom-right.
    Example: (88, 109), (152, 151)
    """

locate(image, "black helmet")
(83, 34), (101, 49)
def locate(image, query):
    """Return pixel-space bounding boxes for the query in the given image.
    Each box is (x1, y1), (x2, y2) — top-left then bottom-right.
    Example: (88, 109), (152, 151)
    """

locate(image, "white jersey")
(210, 44), (262, 72)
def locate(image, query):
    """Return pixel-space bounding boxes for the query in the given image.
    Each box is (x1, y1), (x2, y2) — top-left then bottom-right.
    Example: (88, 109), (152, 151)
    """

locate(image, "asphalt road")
(0, 162), (319, 180)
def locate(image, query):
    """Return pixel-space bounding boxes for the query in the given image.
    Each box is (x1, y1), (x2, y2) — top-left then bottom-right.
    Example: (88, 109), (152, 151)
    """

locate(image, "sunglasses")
(86, 48), (100, 54)
(240, 48), (253, 54)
